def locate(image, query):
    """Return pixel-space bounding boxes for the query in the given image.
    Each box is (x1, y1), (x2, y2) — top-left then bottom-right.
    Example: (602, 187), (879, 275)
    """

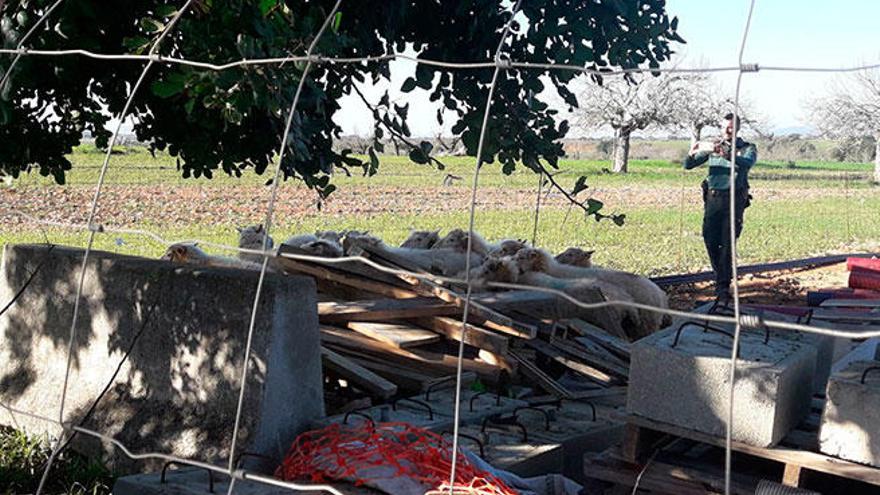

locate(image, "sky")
(333, 0), (880, 137)
(665, 0), (880, 133)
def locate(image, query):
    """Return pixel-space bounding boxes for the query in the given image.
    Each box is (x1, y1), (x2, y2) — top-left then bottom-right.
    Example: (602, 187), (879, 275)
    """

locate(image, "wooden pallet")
(622, 413), (880, 489)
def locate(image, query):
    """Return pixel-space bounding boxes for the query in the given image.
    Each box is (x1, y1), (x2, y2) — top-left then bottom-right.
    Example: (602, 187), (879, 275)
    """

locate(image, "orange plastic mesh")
(275, 421), (517, 495)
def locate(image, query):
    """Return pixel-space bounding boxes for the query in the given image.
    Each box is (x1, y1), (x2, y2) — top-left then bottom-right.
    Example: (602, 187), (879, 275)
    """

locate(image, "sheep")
(343, 233), (483, 276)
(297, 239), (344, 258)
(400, 229), (440, 249)
(434, 228), (526, 258)
(555, 247), (595, 268)
(162, 242), (266, 271)
(468, 256), (636, 334)
(514, 247), (670, 334)
(465, 256), (520, 289)
(236, 224), (275, 264)
(486, 239), (529, 258)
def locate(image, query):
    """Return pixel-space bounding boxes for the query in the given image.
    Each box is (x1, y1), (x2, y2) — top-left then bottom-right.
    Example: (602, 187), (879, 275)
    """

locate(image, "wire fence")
(0, 1), (879, 494)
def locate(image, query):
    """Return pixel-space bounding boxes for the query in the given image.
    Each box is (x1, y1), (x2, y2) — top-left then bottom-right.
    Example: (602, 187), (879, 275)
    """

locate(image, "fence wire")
(0, 1), (878, 494)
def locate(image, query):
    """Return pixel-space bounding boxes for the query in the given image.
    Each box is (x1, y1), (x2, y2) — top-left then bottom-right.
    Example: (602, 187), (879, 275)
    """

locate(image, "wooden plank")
(279, 244), (408, 287)
(550, 337), (629, 379)
(525, 338), (617, 386)
(321, 347), (397, 398)
(346, 321), (441, 348)
(628, 415), (880, 486)
(276, 256), (420, 299)
(321, 326), (502, 382)
(819, 299), (880, 308)
(508, 350), (572, 398)
(345, 355), (437, 391)
(584, 450), (718, 495)
(358, 245), (537, 339)
(319, 298), (458, 323)
(567, 319), (631, 359)
(409, 316), (509, 355)
(782, 463), (803, 487)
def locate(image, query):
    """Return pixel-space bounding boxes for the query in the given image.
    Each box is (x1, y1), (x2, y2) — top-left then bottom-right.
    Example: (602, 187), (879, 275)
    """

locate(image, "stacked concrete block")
(0, 244), (323, 472)
(819, 360), (880, 467)
(628, 324), (817, 447)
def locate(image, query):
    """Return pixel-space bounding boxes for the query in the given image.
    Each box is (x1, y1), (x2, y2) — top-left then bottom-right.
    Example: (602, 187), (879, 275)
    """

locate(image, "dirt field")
(667, 261), (855, 310)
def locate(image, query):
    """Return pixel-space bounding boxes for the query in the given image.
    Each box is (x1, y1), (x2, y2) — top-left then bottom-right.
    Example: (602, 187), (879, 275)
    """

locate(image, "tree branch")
(350, 83), (448, 170)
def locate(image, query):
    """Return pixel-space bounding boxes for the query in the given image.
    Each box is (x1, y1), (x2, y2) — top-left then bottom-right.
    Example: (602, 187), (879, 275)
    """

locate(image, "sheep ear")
(174, 246), (186, 256)
(257, 224), (264, 232)
(235, 226), (244, 233)
(585, 250), (595, 257)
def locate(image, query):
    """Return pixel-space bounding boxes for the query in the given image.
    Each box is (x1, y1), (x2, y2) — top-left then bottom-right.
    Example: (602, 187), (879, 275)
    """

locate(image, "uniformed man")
(684, 113), (757, 304)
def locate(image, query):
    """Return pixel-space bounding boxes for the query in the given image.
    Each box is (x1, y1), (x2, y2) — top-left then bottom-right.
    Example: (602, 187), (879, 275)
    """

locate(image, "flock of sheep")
(161, 226), (670, 336)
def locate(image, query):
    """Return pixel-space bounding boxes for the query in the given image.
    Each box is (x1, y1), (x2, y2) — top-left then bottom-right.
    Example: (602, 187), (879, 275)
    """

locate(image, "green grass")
(9, 144), (876, 190)
(2, 145), (879, 487)
(7, 194), (878, 277)
(0, 427), (113, 495)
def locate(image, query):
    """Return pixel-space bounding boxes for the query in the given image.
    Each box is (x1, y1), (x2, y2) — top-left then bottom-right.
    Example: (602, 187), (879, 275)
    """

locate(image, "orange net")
(275, 421), (518, 495)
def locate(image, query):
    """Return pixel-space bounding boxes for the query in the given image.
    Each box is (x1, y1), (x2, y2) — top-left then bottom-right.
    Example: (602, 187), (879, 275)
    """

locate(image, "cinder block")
(0, 244), (324, 472)
(819, 360), (880, 466)
(627, 325), (817, 447)
(112, 468), (351, 495)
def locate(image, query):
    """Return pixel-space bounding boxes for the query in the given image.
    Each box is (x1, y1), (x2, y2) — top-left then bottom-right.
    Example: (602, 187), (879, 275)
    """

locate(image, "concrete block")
(819, 360), (880, 466)
(627, 325), (817, 447)
(112, 468), (375, 494)
(0, 244), (323, 472)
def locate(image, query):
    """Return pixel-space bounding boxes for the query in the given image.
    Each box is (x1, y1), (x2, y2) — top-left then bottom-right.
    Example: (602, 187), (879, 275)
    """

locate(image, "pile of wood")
(275, 242), (633, 412)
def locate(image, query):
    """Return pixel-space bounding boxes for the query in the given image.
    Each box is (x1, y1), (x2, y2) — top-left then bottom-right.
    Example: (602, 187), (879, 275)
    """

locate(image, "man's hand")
(688, 142), (700, 156)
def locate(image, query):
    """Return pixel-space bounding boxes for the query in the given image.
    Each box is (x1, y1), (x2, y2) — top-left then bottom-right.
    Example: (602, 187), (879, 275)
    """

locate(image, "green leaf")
(155, 5), (178, 18)
(151, 73), (186, 98)
(332, 12), (343, 33)
(586, 198), (604, 215)
(368, 146), (379, 173)
(400, 77), (417, 93)
(258, 0), (277, 16)
(571, 175), (588, 196)
(139, 17), (164, 34)
(409, 148), (429, 164)
(419, 140), (433, 156)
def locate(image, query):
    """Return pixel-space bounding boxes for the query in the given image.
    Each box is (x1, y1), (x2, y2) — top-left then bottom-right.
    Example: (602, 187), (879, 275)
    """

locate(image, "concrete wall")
(0, 244), (323, 473)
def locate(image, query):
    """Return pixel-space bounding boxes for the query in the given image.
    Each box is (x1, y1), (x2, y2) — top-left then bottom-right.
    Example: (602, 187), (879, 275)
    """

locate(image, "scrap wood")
(279, 244), (409, 287)
(318, 297), (459, 323)
(549, 337), (629, 380)
(525, 338), (618, 386)
(358, 244), (537, 339)
(508, 350), (572, 398)
(276, 255), (419, 299)
(321, 326), (503, 383)
(566, 319), (631, 360)
(344, 355), (438, 391)
(409, 316), (510, 355)
(321, 347), (398, 399)
(345, 321), (441, 349)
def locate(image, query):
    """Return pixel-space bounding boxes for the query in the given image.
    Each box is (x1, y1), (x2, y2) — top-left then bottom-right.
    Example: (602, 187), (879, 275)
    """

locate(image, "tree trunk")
(612, 128), (631, 173)
(690, 125), (703, 148)
(874, 134), (880, 184)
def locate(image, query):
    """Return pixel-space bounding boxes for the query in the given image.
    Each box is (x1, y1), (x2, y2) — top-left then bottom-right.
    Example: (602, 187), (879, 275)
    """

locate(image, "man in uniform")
(684, 113), (757, 304)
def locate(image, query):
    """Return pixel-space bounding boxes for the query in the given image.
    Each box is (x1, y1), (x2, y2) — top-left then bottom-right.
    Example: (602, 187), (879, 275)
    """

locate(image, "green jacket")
(683, 137), (757, 190)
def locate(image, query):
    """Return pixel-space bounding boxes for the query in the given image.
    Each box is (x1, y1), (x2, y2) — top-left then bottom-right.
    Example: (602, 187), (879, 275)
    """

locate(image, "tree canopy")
(0, 0), (683, 203)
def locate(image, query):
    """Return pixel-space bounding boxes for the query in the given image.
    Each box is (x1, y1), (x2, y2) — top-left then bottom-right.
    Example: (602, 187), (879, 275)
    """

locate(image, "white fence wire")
(0, 0), (877, 494)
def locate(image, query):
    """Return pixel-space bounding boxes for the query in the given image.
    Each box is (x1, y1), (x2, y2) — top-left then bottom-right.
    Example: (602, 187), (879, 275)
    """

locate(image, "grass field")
(3, 145), (878, 276)
(1, 145), (878, 493)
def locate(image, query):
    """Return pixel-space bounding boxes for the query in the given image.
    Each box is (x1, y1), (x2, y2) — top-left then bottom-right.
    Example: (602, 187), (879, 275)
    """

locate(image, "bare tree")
(668, 73), (763, 145)
(809, 69), (880, 183)
(574, 73), (686, 173)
